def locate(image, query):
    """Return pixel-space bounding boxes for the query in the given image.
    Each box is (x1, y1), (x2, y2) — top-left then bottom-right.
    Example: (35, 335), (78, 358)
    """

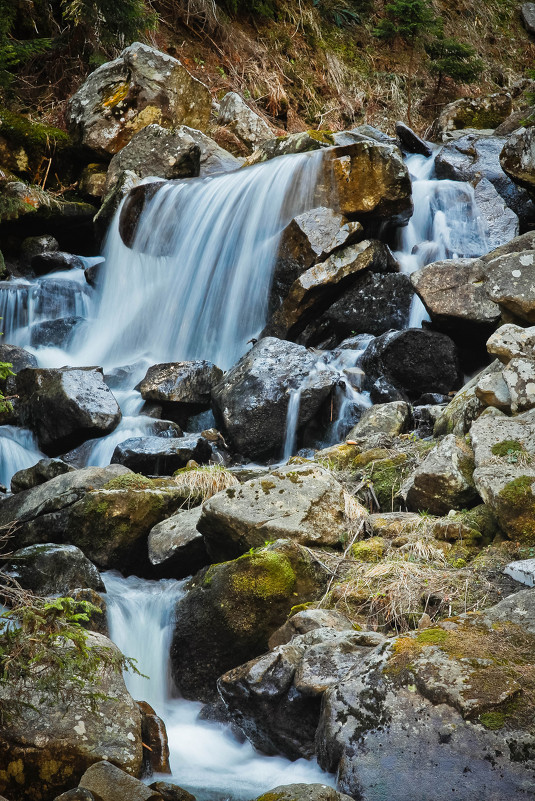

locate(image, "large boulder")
(433, 360), (503, 436)
(137, 360), (223, 418)
(486, 587), (535, 633)
(218, 628), (385, 760)
(111, 435), (213, 475)
(78, 762), (161, 801)
(148, 506), (208, 578)
(0, 344), (37, 394)
(0, 633), (143, 801)
(500, 124), (535, 192)
(252, 787), (353, 801)
(66, 42), (211, 156)
(484, 251), (535, 322)
(170, 540), (328, 701)
(180, 125), (242, 175)
(17, 367), (121, 456)
(1, 543), (104, 597)
(472, 177), (519, 252)
(361, 329), (462, 402)
(211, 338), (335, 460)
(197, 463), (350, 562)
(316, 615), (535, 801)
(11, 458), (75, 493)
(105, 124), (201, 194)
(216, 92), (273, 152)
(433, 93), (513, 137)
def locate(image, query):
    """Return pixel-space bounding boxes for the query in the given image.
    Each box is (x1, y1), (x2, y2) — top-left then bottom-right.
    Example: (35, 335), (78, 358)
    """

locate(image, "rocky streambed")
(0, 43), (535, 801)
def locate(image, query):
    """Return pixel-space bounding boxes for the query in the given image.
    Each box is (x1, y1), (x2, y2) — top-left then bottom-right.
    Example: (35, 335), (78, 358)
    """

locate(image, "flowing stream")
(104, 572), (335, 800)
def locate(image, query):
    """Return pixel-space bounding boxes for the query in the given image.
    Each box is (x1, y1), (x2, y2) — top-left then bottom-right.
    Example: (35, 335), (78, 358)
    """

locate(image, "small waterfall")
(104, 572), (335, 800)
(0, 426), (45, 488)
(282, 389), (302, 462)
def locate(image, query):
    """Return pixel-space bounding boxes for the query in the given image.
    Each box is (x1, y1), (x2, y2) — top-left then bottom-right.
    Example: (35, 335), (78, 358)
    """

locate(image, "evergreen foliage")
(425, 35), (484, 90)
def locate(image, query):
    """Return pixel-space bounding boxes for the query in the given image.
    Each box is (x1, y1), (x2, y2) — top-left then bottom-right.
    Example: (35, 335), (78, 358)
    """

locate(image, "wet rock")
(79, 762), (160, 801)
(1, 543), (104, 596)
(105, 124), (201, 194)
(268, 608), (354, 649)
(0, 634), (143, 801)
(211, 338), (335, 460)
(29, 316), (84, 349)
(410, 257), (501, 338)
(218, 628), (385, 759)
(0, 344), (37, 395)
(170, 540), (328, 701)
(395, 121), (432, 157)
(316, 616), (535, 801)
(148, 506), (208, 578)
(138, 361), (223, 414)
(269, 206), (363, 314)
(197, 463), (349, 562)
(300, 271), (413, 344)
(217, 92), (273, 152)
(401, 434), (478, 515)
(111, 435), (212, 475)
(484, 250), (535, 322)
(265, 240), (396, 341)
(149, 782), (196, 801)
(521, 2), (535, 34)
(470, 409), (535, 544)
(17, 367), (121, 456)
(95, 169), (141, 237)
(473, 178), (519, 252)
(252, 786), (353, 801)
(19, 234), (58, 271)
(67, 42), (211, 156)
(435, 133), (535, 225)
(137, 701), (170, 775)
(30, 251), (85, 275)
(347, 401), (411, 441)
(433, 93), (513, 137)
(361, 329), (462, 401)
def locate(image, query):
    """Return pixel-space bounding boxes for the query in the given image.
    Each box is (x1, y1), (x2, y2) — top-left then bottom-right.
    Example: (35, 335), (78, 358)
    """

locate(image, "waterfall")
(104, 572), (335, 800)
(0, 426), (44, 488)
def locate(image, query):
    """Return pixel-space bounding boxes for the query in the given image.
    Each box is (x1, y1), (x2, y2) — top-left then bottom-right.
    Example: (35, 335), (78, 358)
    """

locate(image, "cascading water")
(104, 572), (335, 800)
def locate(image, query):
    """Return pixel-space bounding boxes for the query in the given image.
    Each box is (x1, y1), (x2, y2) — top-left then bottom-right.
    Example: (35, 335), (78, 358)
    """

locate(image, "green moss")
(497, 475), (535, 544)
(491, 440), (525, 458)
(231, 551), (296, 599)
(305, 128), (335, 144)
(415, 627), (449, 646)
(0, 108), (70, 163)
(479, 710), (507, 730)
(366, 453), (409, 511)
(261, 480), (276, 493)
(351, 537), (385, 562)
(103, 473), (153, 490)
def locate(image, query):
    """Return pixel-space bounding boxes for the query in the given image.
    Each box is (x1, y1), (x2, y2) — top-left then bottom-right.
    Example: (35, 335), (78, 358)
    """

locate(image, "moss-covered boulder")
(317, 614), (535, 801)
(252, 786), (353, 801)
(433, 93), (513, 137)
(170, 540), (328, 701)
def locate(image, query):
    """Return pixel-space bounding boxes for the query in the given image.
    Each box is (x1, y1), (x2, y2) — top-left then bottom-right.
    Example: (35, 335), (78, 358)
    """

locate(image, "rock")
(521, 2), (535, 34)
(30, 316), (84, 349)
(211, 338), (335, 460)
(347, 401), (411, 441)
(244, 131), (335, 165)
(197, 463), (349, 562)
(433, 360), (502, 436)
(487, 322), (535, 363)
(218, 628), (385, 759)
(503, 558), (535, 587)
(20, 234), (58, 271)
(177, 126), (242, 176)
(217, 92), (273, 151)
(485, 587), (535, 633)
(495, 107), (535, 136)
(54, 789), (95, 801)
(17, 367), (121, 456)
(395, 121), (432, 157)
(484, 250), (535, 322)
(79, 762), (161, 801)
(148, 506), (208, 577)
(268, 608), (354, 649)
(470, 410), (535, 544)
(361, 329), (462, 401)
(105, 124), (201, 194)
(138, 361), (223, 409)
(252, 786), (353, 801)
(111, 435), (212, 475)
(264, 240), (396, 341)
(0, 181), (97, 228)
(401, 434), (478, 515)
(316, 616), (535, 801)
(170, 540), (328, 701)
(79, 163), (108, 199)
(149, 782), (196, 801)
(0, 633), (142, 801)
(473, 178), (519, 252)
(299, 271), (413, 345)
(435, 133), (535, 225)
(433, 93), (513, 137)
(137, 701), (170, 775)
(502, 356), (535, 412)
(269, 206), (363, 314)
(1, 543), (104, 596)
(94, 169), (141, 236)
(67, 42), (211, 156)
(475, 370), (512, 412)
(410, 257), (501, 338)
(30, 251), (85, 275)
(0, 344), (37, 395)
(324, 140), (413, 225)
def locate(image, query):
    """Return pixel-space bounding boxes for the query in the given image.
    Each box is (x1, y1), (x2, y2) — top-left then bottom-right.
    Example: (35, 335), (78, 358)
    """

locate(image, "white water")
(0, 426), (44, 488)
(104, 572), (335, 800)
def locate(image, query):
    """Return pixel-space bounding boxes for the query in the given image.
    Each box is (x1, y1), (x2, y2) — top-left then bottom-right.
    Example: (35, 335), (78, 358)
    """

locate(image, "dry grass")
(172, 464), (239, 504)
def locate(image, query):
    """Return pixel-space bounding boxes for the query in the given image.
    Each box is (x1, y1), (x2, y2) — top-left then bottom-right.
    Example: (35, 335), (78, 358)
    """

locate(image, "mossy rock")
(0, 109), (77, 182)
(495, 475), (535, 545)
(351, 537), (386, 562)
(363, 453), (410, 511)
(170, 539), (328, 701)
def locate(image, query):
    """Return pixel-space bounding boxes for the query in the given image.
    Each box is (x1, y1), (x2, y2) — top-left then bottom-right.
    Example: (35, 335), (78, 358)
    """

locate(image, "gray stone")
(472, 177), (519, 252)
(30, 251), (85, 275)
(433, 360), (503, 436)
(148, 506), (208, 577)
(211, 337), (335, 460)
(347, 401), (411, 441)
(20, 234), (58, 270)
(29, 316), (84, 349)
(67, 42), (211, 156)
(502, 356), (535, 412)
(268, 608), (354, 649)
(79, 762), (160, 801)
(138, 361), (223, 405)
(197, 463), (349, 562)
(0, 343), (37, 395)
(17, 367), (121, 456)
(54, 789), (95, 801)
(149, 782), (196, 801)
(503, 558), (535, 587)
(487, 322), (535, 363)
(475, 370), (512, 412)
(485, 250), (535, 322)
(2, 542), (104, 596)
(433, 93), (513, 137)
(180, 125), (242, 175)
(521, 2), (535, 35)
(111, 435), (212, 475)
(217, 92), (273, 151)
(395, 121), (432, 156)
(485, 587), (535, 633)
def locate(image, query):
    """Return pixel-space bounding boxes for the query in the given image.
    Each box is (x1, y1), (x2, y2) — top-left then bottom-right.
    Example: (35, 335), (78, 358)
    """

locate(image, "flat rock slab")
(503, 558), (535, 587)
